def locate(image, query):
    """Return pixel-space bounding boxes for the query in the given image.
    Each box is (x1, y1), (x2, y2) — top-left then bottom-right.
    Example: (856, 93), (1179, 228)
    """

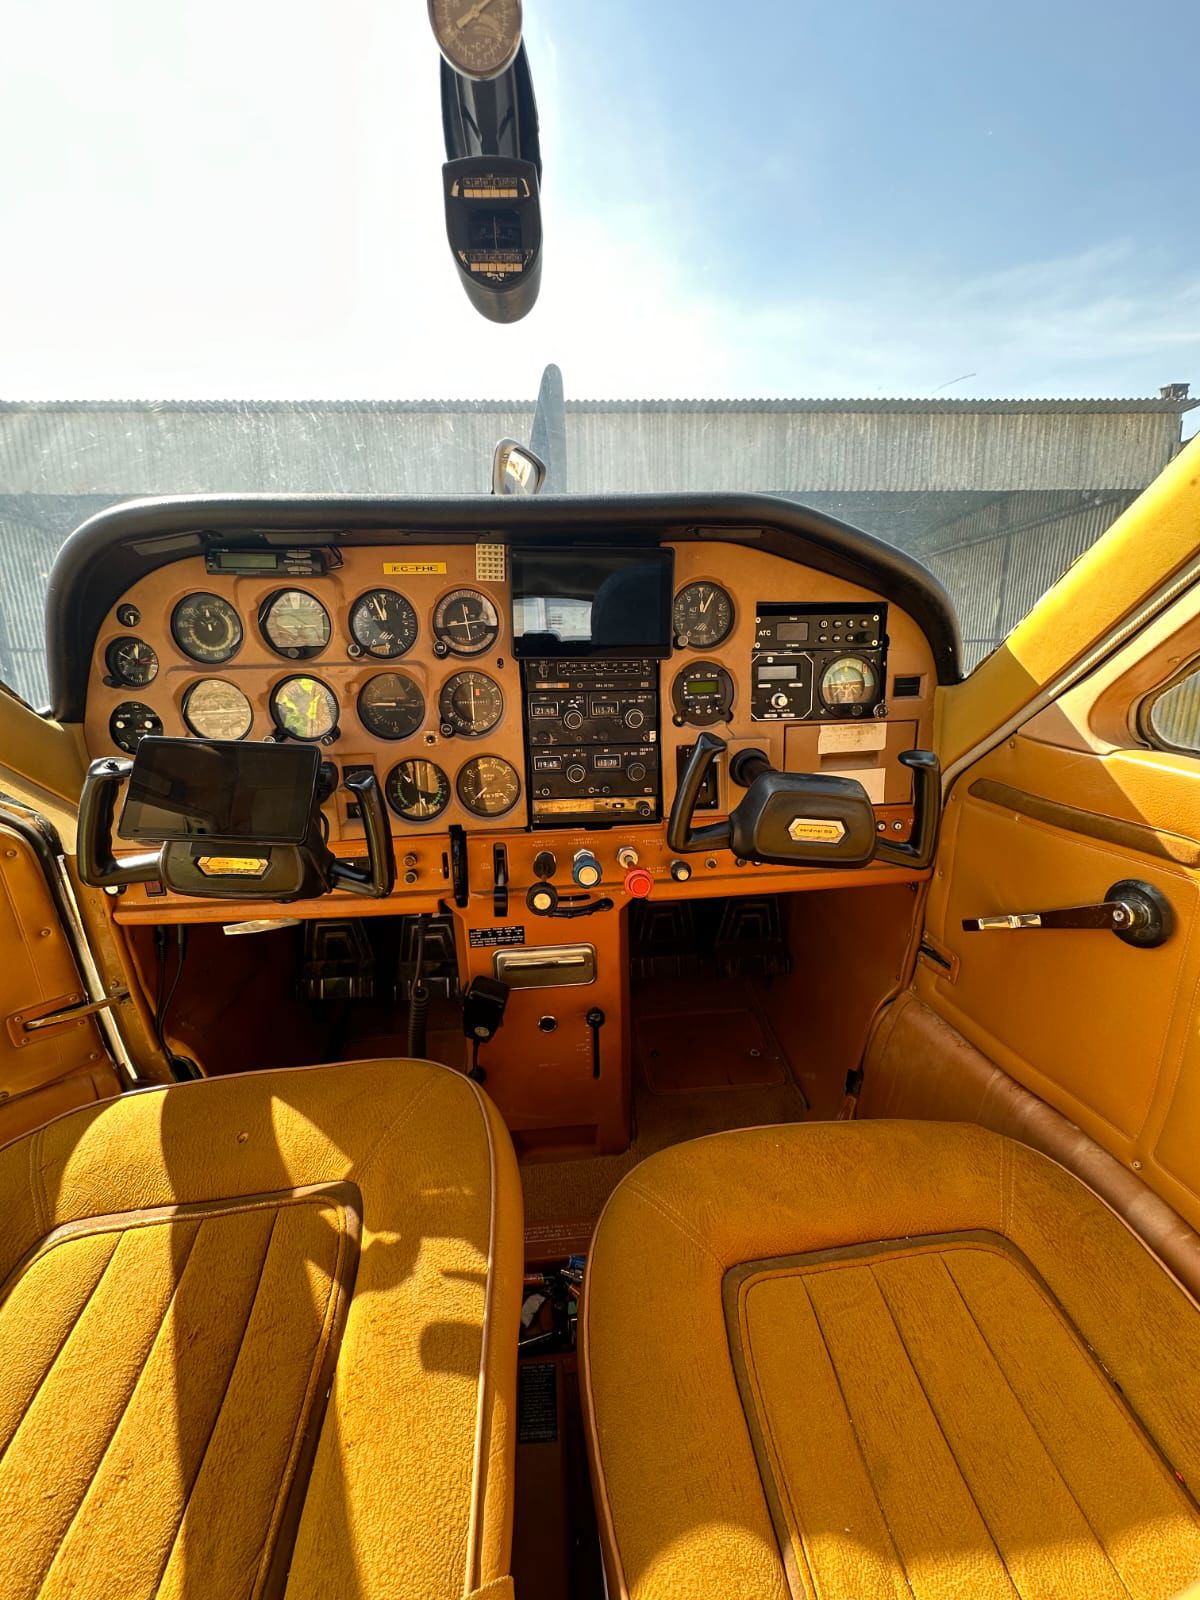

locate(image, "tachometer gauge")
(386, 758), (451, 822)
(270, 675), (339, 742)
(110, 702), (163, 753)
(172, 593), (243, 665)
(439, 671), (503, 737)
(349, 589), (418, 658)
(433, 588), (500, 657)
(428, 0), (522, 80)
(183, 678), (253, 741)
(105, 636), (158, 687)
(456, 755), (520, 818)
(260, 589), (331, 658)
(819, 655), (879, 710)
(673, 582), (734, 649)
(357, 672), (425, 741)
(671, 661), (735, 726)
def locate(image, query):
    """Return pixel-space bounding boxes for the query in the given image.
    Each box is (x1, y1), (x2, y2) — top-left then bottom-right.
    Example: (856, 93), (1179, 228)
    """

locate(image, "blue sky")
(1, 0), (1196, 424)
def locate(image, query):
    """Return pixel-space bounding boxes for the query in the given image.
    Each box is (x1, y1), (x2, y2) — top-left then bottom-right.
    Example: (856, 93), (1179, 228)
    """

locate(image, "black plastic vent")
(893, 674), (922, 697)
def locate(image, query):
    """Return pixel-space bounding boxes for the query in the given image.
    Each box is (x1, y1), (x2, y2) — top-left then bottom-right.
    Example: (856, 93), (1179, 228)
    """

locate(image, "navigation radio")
(523, 659), (660, 826)
(751, 603), (888, 721)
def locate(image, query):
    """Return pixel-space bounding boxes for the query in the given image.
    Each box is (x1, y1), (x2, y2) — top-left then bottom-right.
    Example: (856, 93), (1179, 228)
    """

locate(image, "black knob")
(627, 761), (647, 782)
(538, 1015), (558, 1033)
(670, 859), (692, 882)
(564, 709), (584, 731)
(533, 849), (557, 881)
(625, 708), (645, 729)
(566, 763), (587, 784)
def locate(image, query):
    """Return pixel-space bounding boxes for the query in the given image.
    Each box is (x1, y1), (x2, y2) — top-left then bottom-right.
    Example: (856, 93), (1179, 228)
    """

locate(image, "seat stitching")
(795, 1274), (915, 1599)
(350, 1070), (444, 1184)
(0, 1227), (122, 1470)
(28, 1217), (205, 1593)
(939, 1251), (1148, 1597)
(251, 1204), (350, 1599)
(154, 1207), (283, 1593)
(621, 1180), (724, 1269)
(867, 1259), (1025, 1597)
(28, 1122), (45, 1238)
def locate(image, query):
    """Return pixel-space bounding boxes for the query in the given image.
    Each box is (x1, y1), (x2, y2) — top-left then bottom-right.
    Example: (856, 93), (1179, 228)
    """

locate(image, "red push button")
(624, 867), (654, 899)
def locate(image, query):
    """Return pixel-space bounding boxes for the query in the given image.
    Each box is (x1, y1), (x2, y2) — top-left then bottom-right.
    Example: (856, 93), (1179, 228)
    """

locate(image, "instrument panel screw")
(1131, 1159), (1143, 1170)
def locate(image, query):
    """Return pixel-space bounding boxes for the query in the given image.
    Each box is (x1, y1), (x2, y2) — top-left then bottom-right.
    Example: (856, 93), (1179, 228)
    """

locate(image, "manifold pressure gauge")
(428, 0), (522, 80)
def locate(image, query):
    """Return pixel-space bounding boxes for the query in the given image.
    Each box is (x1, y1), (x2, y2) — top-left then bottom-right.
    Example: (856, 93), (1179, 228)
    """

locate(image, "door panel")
(922, 735), (1200, 1160)
(0, 820), (120, 1141)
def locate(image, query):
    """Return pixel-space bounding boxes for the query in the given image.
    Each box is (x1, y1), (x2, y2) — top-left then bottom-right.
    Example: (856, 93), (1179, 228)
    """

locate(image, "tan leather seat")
(582, 1120), (1200, 1600)
(0, 1058), (522, 1600)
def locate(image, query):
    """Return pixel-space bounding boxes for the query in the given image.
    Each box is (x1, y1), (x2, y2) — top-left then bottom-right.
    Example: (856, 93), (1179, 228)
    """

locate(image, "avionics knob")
(626, 761), (647, 783)
(565, 762), (587, 784)
(624, 707), (646, 730)
(563, 709), (585, 731)
(573, 850), (603, 889)
(771, 691), (789, 710)
(670, 859), (693, 883)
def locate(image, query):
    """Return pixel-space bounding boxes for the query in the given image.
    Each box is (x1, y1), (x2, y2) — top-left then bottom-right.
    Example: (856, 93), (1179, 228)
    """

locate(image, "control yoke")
(667, 732), (940, 871)
(78, 745), (395, 902)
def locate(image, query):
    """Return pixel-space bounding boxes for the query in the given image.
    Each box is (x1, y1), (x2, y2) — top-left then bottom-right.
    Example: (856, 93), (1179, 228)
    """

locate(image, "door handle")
(962, 878), (1172, 948)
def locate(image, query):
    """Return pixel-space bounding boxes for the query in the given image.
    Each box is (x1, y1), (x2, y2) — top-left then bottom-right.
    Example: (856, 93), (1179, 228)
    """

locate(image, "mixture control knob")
(670, 859), (693, 883)
(624, 707), (646, 730)
(624, 867), (654, 899)
(565, 762), (587, 785)
(563, 709), (585, 731)
(626, 761), (647, 783)
(573, 850), (603, 889)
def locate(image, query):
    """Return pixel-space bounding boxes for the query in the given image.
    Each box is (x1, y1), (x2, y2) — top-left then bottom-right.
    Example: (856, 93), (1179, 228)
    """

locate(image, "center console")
(523, 658), (660, 826)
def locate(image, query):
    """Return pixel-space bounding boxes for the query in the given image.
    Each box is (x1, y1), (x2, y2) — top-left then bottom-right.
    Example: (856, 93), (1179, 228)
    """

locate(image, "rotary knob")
(771, 691), (789, 710)
(566, 762), (587, 784)
(626, 761), (647, 783)
(573, 850), (603, 889)
(624, 707), (646, 730)
(563, 709), (585, 731)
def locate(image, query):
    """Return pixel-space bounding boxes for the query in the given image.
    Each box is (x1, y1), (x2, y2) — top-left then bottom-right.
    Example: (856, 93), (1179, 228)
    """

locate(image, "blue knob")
(572, 850), (603, 889)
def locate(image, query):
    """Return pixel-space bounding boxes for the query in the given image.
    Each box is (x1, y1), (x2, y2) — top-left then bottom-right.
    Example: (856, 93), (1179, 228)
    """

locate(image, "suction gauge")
(106, 637), (158, 686)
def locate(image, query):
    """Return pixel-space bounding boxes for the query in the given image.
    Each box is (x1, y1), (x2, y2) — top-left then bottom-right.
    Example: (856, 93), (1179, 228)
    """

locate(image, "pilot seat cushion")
(582, 1119), (1200, 1600)
(0, 1058), (522, 1600)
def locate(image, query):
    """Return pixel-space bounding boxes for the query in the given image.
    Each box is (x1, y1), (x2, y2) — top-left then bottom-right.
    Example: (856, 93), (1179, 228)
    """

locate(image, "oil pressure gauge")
(671, 661), (735, 727)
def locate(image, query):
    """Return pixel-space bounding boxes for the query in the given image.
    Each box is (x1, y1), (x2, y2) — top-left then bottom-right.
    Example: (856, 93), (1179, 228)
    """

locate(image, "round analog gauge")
(386, 758), (451, 823)
(673, 582), (734, 649)
(260, 589), (331, 658)
(819, 655), (880, 710)
(105, 636), (158, 687)
(439, 671), (503, 737)
(183, 678), (253, 741)
(172, 593), (243, 665)
(357, 672), (426, 741)
(428, 0), (522, 80)
(270, 675), (339, 742)
(433, 588), (500, 657)
(349, 588), (418, 658)
(457, 755), (521, 818)
(110, 701), (163, 753)
(671, 660), (735, 727)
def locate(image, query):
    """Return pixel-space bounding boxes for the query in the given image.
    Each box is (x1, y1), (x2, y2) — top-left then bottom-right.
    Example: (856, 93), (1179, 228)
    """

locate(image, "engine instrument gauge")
(172, 594), (243, 665)
(456, 754), (520, 818)
(433, 588), (500, 657)
(428, 0), (522, 80)
(386, 758), (451, 823)
(819, 655), (879, 710)
(439, 671), (503, 737)
(110, 702), (163, 753)
(671, 660), (735, 726)
(183, 679), (253, 741)
(270, 675), (339, 742)
(673, 582), (734, 649)
(357, 672), (425, 741)
(349, 589), (418, 658)
(260, 589), (331, 658)
(105, 636), (158, 686)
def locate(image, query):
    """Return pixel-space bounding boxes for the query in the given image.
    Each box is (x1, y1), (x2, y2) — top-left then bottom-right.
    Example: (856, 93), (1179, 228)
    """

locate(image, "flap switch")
(573, 849), (603, 889)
